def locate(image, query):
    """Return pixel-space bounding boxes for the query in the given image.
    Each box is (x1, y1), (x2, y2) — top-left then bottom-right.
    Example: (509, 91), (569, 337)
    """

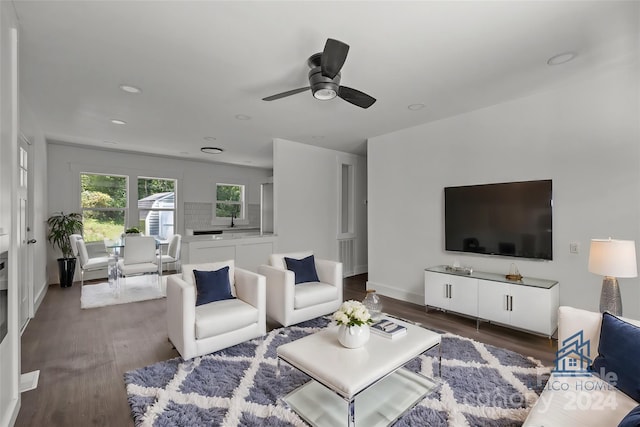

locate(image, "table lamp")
(588, 238), (637, 316)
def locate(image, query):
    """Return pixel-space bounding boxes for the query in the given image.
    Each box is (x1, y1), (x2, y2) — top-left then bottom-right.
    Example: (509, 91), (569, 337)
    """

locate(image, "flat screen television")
(444, 180), (552, 260)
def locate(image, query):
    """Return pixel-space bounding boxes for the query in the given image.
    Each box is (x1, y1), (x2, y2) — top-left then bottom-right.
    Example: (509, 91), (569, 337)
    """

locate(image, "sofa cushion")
(592, 312), (640, 402)
(195, 298), (258, 339)
(294, 282), (338, 309)
(285, 254), (320, 284)
(558, 306), (603, 362)
(194, 267), (235, 306)
(619, 405), (640, 427)
(270, 251), (313, 270)
(182, 260), (235, 296)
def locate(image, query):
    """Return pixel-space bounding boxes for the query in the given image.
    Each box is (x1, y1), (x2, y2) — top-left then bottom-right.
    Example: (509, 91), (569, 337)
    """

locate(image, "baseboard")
(1, 397), (20, 427)
(354, 264), (367, 275)
(34, 280), (48, 314)
(366, 280), (424, 306)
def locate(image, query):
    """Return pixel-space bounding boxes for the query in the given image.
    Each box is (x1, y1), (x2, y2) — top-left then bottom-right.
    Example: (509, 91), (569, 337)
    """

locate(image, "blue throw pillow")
(592, 312), (640, 402)
(193, 267), (235, 306)
(284, 255), (319, 284)
(619, 405), (640, 427)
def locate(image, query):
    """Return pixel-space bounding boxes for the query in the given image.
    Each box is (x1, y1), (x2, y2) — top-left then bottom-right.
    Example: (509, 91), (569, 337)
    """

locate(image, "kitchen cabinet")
(182, 235), (276, 273)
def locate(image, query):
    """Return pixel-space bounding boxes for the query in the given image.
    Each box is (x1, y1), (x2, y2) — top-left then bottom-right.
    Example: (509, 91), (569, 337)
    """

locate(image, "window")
(138, 177), (176, 239)
(81, 173), (127, 242)
(216, 183), (244, 220)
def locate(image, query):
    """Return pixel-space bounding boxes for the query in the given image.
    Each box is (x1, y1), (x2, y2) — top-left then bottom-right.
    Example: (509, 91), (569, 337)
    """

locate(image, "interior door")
(18, 137), (33, 330)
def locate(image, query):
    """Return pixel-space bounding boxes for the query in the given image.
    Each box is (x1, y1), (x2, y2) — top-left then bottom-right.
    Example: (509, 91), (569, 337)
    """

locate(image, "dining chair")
(70, 235), (111, 286)
(157, 234), (181, 273)
(117, 236), (160, 289)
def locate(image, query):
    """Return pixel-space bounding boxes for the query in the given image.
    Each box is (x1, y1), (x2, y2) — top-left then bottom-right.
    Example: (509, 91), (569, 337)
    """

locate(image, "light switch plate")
(569, 242), (579, 254)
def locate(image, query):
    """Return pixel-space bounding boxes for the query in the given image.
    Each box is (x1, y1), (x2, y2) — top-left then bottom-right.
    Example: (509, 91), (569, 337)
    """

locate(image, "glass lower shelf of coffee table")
(282, 367), (438, 427)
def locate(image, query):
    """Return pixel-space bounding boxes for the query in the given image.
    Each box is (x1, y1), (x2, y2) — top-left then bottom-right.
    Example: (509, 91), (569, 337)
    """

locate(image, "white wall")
(368, 59), (640, 319)
(273, 138), (367, 271)
(46, 142), (271, 283)
(0, 1), (21, 425)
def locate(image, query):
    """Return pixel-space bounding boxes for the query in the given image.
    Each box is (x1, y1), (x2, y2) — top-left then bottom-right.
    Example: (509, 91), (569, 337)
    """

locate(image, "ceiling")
(12, 1), (639, 169)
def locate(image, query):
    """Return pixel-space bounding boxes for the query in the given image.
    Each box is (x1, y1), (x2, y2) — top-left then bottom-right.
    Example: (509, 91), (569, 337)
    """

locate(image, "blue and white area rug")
(124, 317), (551, 426)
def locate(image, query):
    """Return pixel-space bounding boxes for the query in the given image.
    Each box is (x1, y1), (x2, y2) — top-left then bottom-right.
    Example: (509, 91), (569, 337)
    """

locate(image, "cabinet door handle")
(504, 294), (509, 311)
(444, 283), (448, 298)
(510, 295), (514, 312)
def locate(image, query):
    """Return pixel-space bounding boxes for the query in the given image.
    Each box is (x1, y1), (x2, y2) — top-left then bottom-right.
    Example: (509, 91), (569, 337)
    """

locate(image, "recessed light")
(408, 103), (425, 111)
(204, 136), (217, 141)
(201, 147), (224, 154)
(119, 84), (142, 94)
(235, 114), (251, 121)
(103, 140), (118, 145)
(111, 119), (127, 125)
(547, 52), (577, 66)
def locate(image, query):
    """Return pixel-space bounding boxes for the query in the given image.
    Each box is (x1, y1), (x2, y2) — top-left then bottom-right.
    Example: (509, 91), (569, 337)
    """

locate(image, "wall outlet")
(569, 242), (580, 254)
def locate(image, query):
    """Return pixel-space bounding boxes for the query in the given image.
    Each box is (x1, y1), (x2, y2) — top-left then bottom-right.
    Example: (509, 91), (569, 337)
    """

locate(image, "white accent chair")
(157, 234), (181, 273)
(258, 251), (343, 327)
(69, 234), (111, 286)
(167, 260), (266, 360)
(117, 236), (160, 288)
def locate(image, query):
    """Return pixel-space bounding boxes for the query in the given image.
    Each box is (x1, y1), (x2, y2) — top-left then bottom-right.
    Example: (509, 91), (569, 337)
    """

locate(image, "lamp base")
(599, 276), (622, 316)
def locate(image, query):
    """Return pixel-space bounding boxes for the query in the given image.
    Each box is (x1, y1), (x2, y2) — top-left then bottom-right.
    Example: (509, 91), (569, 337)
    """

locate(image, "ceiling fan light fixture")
(313, 87), (337, 100)
(201, 147), (224, 154)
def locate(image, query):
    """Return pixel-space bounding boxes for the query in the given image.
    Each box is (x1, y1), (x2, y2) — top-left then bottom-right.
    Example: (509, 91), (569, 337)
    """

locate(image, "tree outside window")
(216, 183), (244, 219)
(81, 173), (127, 242)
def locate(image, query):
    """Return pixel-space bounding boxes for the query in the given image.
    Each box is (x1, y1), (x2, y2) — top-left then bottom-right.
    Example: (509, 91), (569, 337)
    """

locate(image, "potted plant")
(47, 212), (83, 288)
(123, 227), (141, 237)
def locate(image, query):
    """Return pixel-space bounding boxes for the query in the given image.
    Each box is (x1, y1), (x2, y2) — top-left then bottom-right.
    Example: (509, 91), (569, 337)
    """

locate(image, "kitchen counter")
(181, 234), (277, 272)
(182, 232), (274, 243)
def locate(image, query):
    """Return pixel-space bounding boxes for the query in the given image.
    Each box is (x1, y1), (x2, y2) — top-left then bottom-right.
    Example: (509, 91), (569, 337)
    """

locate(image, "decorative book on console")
(371, 319), (407, 339)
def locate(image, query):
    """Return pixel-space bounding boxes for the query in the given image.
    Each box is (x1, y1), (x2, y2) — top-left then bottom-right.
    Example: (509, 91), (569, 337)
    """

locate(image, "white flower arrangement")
(332, 300), (373, 327)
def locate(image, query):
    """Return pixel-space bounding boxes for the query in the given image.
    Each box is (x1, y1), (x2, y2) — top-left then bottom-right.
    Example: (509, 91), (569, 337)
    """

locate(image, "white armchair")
(167, 260), (266, 360)
(117, 236), (160, 289)
(258, 251), (342, 327)
(69, 234), (111, 286)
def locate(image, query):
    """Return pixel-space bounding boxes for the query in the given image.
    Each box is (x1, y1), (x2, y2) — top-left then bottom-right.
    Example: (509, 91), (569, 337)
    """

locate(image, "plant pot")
(337, 324), (370, 349)
(57, 258), (77, 288)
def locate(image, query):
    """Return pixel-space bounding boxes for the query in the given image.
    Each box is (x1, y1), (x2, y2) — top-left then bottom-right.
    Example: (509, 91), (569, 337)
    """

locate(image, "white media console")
(424, 265), (559, 337)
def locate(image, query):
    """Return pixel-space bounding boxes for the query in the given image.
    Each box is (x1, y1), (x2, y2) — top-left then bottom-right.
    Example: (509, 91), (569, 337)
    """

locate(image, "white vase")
(337, 324), (370, 349)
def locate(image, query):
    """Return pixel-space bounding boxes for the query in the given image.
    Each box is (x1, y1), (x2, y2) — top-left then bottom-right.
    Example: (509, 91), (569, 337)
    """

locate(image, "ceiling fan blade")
(338, 86), (376, 109)
(321, 38), (349, 79)
(262, 87), (310, 101)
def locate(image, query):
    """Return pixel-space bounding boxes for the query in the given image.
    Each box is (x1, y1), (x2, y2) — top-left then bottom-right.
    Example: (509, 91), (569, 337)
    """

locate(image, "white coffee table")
(277, 316), (441, 427)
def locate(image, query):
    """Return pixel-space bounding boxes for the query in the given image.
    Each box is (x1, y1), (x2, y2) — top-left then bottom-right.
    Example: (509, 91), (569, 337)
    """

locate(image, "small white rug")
(81, 276), (167, 309)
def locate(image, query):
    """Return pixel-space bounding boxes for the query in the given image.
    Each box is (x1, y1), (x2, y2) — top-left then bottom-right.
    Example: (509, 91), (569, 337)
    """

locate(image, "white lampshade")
(588, 238), (638, 278)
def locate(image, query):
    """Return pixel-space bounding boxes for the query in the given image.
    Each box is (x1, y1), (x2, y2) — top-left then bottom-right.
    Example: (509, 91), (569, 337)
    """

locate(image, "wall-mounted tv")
(444, 180), (552, 261)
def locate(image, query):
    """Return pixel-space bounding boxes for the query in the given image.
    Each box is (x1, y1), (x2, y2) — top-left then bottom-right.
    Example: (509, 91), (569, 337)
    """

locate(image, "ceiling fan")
(262, 38), (376, 109)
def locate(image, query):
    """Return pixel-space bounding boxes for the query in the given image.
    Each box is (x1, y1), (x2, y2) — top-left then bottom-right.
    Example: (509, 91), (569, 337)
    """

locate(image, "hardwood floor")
(16, 274), (556, 427)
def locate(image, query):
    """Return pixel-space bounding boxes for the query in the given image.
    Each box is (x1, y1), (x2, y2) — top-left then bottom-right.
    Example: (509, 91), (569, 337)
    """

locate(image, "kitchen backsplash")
(184, 202), (260, 230)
